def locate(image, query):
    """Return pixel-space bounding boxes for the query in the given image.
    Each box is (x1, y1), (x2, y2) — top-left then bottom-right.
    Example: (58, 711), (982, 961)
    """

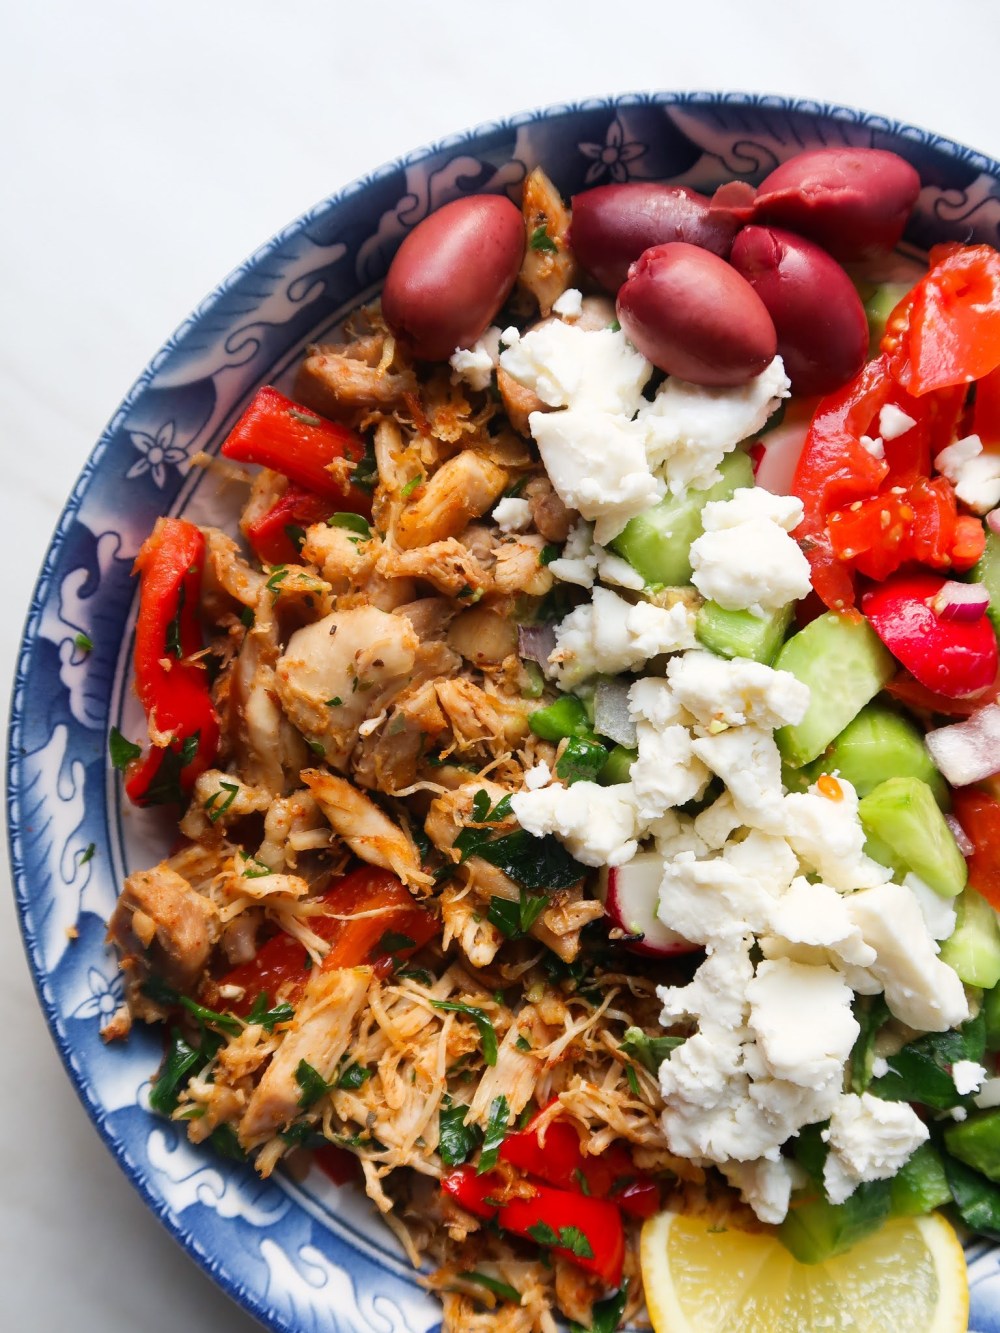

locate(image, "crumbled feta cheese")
(640, 356), (790, 494)
(746, 959), (859, 1086)
(509, 780), (639, 867)
(721, 1158), (804, 1226)
(596, 548), (646, 590)
(667, 650), (810, 731)
(935, 433), (1000, 514)
(951, 1106), (968, 1121)
(689, 487), (812, 616)
(845, 881), (970, 1031)
(523, 761), (551, 791)
(879, 403), (916, 440)
(690, 725), (786, 831)
(782, 780), (891, 892)
(649, 809), (709, 860)
(904, 871), (958, 941)
(860, 434), (885, 459)
(499, 320), (651, 414)
(627, 677), (688, 730)
(551, 587), (696, 688)
(630, 722), (710, 822)
(768, 877), (876, 968)
(529, 408), (664, 544)
(724, 830), (799, 898)
(871, 1056), (890, 1078)
(822, 1093), (929, 1205)
(658, 936), (754, 1032)
(657, 849), (780, 944)
(546, 518), (598, 587)
(952, 1060), (988, 1096)
(449, 326), (502, 391)
(492, 496), (532, 533)
(552, 287), (584, 320)
(693, 792), (743, 850)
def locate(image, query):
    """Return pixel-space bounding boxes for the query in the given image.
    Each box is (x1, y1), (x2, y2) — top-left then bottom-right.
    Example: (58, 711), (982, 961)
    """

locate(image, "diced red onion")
(594, 678), (637, 748)
(517, 624), (556, 673)
(926, 704), (1000, 787)
(945, 813), (975, 857)
(929, 580), (991, 622)
(987, 508), (1000, 536)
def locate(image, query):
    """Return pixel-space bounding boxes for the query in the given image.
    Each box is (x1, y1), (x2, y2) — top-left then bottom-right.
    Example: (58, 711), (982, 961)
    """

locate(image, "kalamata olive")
(750, 147), (921, 261)
(616, 242), (777, 387)
(382, 195), (524, 361)
(570, 183), (741, 292)
(729, 226), (869, 396)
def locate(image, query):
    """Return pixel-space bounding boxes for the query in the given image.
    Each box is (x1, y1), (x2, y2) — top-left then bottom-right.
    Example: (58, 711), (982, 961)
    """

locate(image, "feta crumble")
(550, 587), (696, 689)
(666, 650), (810, 731)
(491, 496), (532, 533)
(935, 433), (1000, 514)
(689, 487), (812, 616)
(822, 1093), (929, 1205)
(952, 1059), (988, 1096)
(448, 326), (502, 391)
(879, 403), (916, 439)
(509, 781), (639, 868)
(552, 287), (584, 319)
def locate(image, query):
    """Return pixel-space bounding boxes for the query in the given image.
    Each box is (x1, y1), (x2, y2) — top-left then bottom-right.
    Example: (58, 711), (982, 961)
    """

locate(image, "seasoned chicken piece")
(180, 769), (272, 840)
(239, 965), (372, 1148)
(352, 679), (444, 795)
(275, 606), (419, 768)
(378, 538), (490, 599)
(394, 451), (507, 550)
(492, 534), (555, 597)
(425, 779), (512, 855)
(202, 527), (268, 612)
(468, 1021), (537, 1124)
(440, 883), (504, 967)
(447, 606), (518, 666)
(496, 367), (545, 438)
(256, 790), (329, 871)
(107, 863), (219, 1022)
(300, 523), (378, 592)
(302, 769), (430, 890)
(434, 678), (505, 751)
(295, 345), (417, 417)
(517, 167), (578, 317)
(394, 596), (458, 642)
(228, 596), (310, 794)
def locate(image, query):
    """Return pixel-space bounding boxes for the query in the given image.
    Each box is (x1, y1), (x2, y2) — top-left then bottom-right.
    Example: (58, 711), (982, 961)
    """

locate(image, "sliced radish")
(862, 572), (999, 700)
(751, 412), (812, 496)
(597, 852), (698, 957)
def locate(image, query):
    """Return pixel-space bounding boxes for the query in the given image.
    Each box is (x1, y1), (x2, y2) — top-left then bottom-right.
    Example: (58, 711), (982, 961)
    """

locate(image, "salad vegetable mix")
(104, 147), (1000, 1330)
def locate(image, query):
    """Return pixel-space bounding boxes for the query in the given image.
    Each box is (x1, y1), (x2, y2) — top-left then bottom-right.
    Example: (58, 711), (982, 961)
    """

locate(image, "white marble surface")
(4, 2), (1000, 1328)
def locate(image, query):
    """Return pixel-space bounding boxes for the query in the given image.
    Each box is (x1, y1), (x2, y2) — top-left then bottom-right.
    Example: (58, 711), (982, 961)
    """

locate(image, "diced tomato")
(244, 483), (337, 566)
(221, 386), (371, 511)
(951, 789), (1000, 910)
(218, 866), (437, 1014)
(826, 477), (974, 582)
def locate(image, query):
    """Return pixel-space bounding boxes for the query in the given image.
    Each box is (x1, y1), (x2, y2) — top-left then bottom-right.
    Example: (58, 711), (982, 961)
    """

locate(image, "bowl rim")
(8, 88), (1000, 1331)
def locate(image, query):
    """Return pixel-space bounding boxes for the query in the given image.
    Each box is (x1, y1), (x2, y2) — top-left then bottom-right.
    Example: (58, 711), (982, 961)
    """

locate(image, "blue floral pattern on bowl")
(8, 92), (1000, 1333)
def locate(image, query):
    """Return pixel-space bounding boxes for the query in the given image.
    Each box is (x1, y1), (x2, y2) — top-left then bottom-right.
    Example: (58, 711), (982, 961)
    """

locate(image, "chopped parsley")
(327, 512), (372, 538)
(74, 631), (94, 653)
(140, 731), (201, 807)
(350, 440), (378, 493)
(454, 789), (586, 891)
(307, 739), (326, 756)
(325, 696), (343, 707)
(460, 1272), (521, 1306)
(526, 1221), (593, 1258)
(240, 606), (255, 629)
(164, 584), (186, 658)
(515, 1034), (532, 1053)
(620, 1026), (685, 1073)
(78, 842), (96, 866)
(439, 1102), (482, 1166)
(378, 930), (416, 955)
(149, 1029), (212, 1115)
(431, 1000), (499, 1067)
(538, 543), (560, 566)
(476, 1095), (510, 1174)
(569, 1284), (629, 1333)
(295, 1059), (334, 1109)
(265, 565), (289, 598)
(108, 726), (142, 770)
(400, 474), (423, 499)
(239, 851), (272, 879)
(284, 523), (307, 552)
(245, 993), (295, 1031)
(487, 888), (548, 939)
(336, 1062), (373, 1090)
(529, 224), (558, 254)
(204, 780), (239, 824)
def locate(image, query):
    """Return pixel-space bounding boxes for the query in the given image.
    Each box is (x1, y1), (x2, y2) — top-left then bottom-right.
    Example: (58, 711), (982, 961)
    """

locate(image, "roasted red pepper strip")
(792, 356), (892, 609)
(124, 518), (219, 806)
(500, 1110), (659, 1217)
(218, 867), (438, 1014)
(499, 1181), (626, 1286)
(974, 365), (1000, 448)
(951, 790), (1000, 911)
(222, 386), (372, 512)
(243, 482), (336, 566)
(441, 1166), (502, 1220)
(885, 245), (1000, 396)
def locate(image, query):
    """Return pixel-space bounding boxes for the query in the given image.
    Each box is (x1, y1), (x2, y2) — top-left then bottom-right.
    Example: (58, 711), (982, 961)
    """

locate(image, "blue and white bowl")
(9, 93), (1000, 1332)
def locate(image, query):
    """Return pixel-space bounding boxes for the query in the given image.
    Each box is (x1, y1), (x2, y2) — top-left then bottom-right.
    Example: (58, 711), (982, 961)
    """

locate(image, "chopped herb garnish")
(295, 1059), (334, 1109)
(626, 1064), (641, 1097)
(149, 1028), (215, 1115)
(574, 1167), (592, 1195)
(526, 1220), (559, 1246)
(266, 565), (289, 598)
(477, 1095), (510, 1174)
(397, 966), (434, 987)
(378, 930), (416, 954)
(570, 1285), (629, 1333)
(246, 993), (295, 1031)
(204, 779), (239, 824)
(529, 224), (558, 254)
(488, 887), (549, 939)
(460, 1272), (521, 1306)
(327, 512), (372, 538)
(431, 1000), (499, 1067)
(608, 318), (621, 333)
(325, 696), (343, 707)
(140, 731), (201, 807)
(350, 439), (378, 493)
(279, 1121), (328, 1149)
(239, 851), (272, 880)
(288, 407), (323, 427)
(515, 1035), (532, 1053)
(400, 475), (423, 499)
(620, 1026), (685, 1073)
(164, 583), (186, 658)
(209, 1123), (247, 1162)
(439, 1103), (482, 1166)
(453, 791), (585, 891)
(74, 631), (94, 653)
(284, 523), (307, 552)
(336, 1062), (373, 1091)
(108, 726), (142, 770)
(240, 606), (255, 629)
(307, 739), (325, 756)
(539, 543), (560, 566)
(78, 842), (96, 866)
(558, 1226), (595, 1259)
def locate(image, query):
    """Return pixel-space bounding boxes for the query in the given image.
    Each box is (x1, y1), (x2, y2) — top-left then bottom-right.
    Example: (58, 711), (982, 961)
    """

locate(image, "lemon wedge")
(640, 1208), (969, 1333)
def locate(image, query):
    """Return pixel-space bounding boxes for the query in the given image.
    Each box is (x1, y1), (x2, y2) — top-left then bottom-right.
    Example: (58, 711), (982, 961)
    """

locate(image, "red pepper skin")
(125, 518), (219, 805)
(885, 246), (1000, 397)
(218, 867), (438, 1013)
(885, 668), (1000, 718)
(221, 386), (371, 511)
(440, 1166), (502, 1220)
(499, 1182), (626, 1286)
(243, 483), (336, 566)
(792, 356), (892, 609)
(974, 364), (1000, 448)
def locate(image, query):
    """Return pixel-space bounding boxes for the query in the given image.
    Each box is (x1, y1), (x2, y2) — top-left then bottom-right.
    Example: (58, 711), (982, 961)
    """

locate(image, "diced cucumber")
(599, 744), (636, 786)
(808, 704), (949, 808)
(985, 982), (1000, 1053)
(778, 1182), (891, 1264)
(696, 601), (792, 665)
(940, 888), (1000, 989)
(609, 448), (753, 586)
(863, 281), (914, 355)
(858, 777), (967, 899)
(774, 613), (896, 768)
(889, 1143), (952, 1216)
(972, 530), (1000, 639)
(944, 1109), (1000, 1184)
(529, 694), (591, 741)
